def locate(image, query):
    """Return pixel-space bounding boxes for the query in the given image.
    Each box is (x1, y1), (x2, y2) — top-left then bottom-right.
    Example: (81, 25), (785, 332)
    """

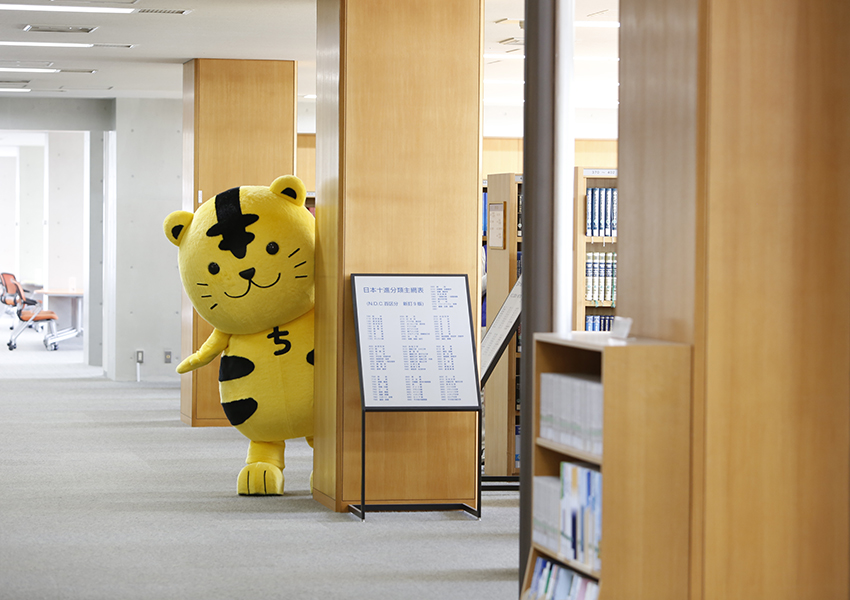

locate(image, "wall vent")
(92, 43), (136, 48)
(137, 8), (192, 15)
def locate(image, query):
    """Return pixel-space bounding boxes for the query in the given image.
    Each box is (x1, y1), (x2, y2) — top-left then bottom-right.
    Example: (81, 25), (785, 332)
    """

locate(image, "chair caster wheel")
(7, 343), (15, 351)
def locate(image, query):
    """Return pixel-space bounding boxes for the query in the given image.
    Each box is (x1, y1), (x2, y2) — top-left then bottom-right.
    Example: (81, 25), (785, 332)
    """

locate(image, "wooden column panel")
(181, 58), (297, 426)
(619, 0), (850, 598)
(315, 0), (483, 511)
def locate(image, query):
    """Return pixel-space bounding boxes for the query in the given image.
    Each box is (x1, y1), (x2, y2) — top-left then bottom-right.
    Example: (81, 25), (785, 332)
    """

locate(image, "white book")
(604, 253), (613, 302)
(585, 255), (593, 302)
(603, 188), (612, 237)
(612, 253), (617, 302)
(591, 188), (600, 237)
(585, 189), (593, 237)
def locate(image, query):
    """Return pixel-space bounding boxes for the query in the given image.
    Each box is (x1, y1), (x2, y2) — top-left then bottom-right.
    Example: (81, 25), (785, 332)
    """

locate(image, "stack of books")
(539, 373), (603, 456)
(524, 556), (599, 600)
(584, 252), (617, 304)
(585, 187), (618, 238)
(532, 465), (602, 573)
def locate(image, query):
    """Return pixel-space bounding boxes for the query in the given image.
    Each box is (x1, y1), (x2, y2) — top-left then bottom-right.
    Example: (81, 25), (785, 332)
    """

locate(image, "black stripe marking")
(294, 261), (306, 268)
(205, 187), (259, 259)
(221, 398), (257, 426)
(171, 224), (184, 241)
(306, 350), (314, 365)
(288, 248), (300, 258)
(282, 187), (297, 199)
(219, 355), (255, 382)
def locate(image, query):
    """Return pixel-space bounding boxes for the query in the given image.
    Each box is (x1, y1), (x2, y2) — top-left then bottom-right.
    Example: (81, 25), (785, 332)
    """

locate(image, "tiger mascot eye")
(164, 175), (314, 496)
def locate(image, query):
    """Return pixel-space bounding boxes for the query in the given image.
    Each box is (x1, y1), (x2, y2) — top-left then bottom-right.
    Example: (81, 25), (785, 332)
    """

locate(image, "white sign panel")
(351, 274), (481, 411)
(480, 274), (522, 387)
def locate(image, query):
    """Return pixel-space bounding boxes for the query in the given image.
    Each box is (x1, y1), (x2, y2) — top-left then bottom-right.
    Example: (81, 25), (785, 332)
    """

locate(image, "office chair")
(1, 272), (20, 319)
(5, 275), (60, 351)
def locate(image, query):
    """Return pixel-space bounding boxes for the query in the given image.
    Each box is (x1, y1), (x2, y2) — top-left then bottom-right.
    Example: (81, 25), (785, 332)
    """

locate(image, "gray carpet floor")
(0, 315), (520, 600)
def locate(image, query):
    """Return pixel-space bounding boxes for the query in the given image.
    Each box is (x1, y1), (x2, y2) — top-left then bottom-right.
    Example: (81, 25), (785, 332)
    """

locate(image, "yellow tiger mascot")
(164, 175), (314, 496)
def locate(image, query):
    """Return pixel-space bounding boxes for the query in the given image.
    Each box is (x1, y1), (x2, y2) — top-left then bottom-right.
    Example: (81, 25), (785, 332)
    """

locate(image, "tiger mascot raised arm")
(164, 175), (314, 496)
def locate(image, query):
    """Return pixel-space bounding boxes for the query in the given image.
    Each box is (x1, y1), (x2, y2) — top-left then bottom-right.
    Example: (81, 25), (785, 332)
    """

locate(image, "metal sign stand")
(348, 274), (483, 521)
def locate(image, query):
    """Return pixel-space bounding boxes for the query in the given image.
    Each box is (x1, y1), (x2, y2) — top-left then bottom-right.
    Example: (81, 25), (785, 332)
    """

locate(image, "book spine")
(591, 188), (601, 237)
(612, 253), (617, 303)
(585, 255), (593, 302)
(604, 188), (612, 237)
(611, 188), (617, 237)
(586, 189), (593, 237)
(604, 253), (613, 302)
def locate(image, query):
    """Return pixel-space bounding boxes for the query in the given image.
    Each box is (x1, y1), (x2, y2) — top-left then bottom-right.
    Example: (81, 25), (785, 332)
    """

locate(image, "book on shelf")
(584, 314), (613, 332)
(524, 555), (599, 600)
(611, 188), (618, 237)
(604, 253), (613, 302)
(612, 252), (617, 302)
(539, 372), (602, 455)
(584, 187), (618, 239)
(583, 252), (617, 305)
(532, 465), (602, 573)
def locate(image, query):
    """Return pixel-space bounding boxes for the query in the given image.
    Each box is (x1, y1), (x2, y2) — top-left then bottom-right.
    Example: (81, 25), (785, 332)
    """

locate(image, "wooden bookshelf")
(483, 172), (522, 478)
(522, 331), (691, 600)
(573, 168), (618, 332)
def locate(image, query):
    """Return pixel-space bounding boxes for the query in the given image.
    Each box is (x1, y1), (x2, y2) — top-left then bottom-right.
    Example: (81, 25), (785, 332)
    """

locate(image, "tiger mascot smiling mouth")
(164, 175), (314, 496)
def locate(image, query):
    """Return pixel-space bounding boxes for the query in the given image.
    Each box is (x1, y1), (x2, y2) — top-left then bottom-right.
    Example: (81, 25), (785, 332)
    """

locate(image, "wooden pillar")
(181, 58), (297, 426)
(314, 0), (483, 511)
(618, 0), (850, 598)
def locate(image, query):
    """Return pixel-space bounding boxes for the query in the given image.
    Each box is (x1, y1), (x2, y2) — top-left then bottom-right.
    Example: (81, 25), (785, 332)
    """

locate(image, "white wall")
(0, 156), (16, 275)
(17, 146), (46, 285)
(43, 132), (87, 327)
(105, 98), (183, 381)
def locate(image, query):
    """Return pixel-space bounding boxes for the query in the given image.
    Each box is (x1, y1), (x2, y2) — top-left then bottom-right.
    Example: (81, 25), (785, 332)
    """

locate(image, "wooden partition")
(618, 0), (850, 598)
(181, 58), (297, 426)
(314, 0), (483, 512)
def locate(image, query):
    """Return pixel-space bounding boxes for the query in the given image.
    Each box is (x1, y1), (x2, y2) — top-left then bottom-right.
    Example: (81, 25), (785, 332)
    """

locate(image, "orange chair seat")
(20, 310), (58, 322)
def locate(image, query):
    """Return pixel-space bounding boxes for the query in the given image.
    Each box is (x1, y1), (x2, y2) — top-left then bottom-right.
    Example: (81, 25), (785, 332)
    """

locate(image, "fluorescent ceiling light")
(575, 21), (620, 28)
(0, 66), (59, 73)
(0, 40), (94, 48)
(0, 3), (134, 13)
(0, 88), (31, 92)
(483, 53), (525, 60)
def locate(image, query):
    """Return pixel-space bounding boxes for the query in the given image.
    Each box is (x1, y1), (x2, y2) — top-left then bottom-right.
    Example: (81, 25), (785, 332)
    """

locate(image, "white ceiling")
(0, 0), (618, 138)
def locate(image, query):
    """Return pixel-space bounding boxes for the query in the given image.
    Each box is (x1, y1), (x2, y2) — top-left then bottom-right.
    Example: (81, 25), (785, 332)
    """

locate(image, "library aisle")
(0, 314), (520, 600)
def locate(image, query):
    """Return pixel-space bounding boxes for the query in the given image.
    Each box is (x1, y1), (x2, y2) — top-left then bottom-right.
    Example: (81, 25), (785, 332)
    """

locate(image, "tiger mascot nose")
(239, 268), (255, 281)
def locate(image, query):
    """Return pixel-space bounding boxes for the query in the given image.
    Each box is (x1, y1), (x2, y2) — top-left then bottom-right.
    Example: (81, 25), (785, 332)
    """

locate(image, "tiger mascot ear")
(163, 210), (194, 246)
(270, 175), (307, 207)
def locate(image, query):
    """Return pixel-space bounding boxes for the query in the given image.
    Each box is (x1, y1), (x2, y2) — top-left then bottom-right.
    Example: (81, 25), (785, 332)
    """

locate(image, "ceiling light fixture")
(0, 88), (31, 93)
(23, 24), (98, 34)
(0, 3), (133, 13)
(0, 66), (59, 73)
(0, 40), (94, 48)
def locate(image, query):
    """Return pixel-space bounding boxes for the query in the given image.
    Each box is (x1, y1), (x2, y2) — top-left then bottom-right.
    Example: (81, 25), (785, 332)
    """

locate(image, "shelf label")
(583, 168), (618, 177)
(351, 274), (481, 411)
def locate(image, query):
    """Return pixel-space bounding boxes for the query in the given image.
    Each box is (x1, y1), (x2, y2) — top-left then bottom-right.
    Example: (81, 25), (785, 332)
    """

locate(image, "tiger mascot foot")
(238, 462), (284, 496)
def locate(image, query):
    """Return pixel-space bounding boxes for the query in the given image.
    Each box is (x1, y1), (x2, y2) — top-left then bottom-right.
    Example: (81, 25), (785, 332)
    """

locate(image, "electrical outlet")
(136, 350), (144, 364)
(164, 350), (172, 364)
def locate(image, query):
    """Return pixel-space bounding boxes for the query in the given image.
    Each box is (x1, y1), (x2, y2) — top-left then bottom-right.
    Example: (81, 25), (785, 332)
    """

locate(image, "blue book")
(604, 188), (613, 237)
(586, 189), (593, 237)
(612, 188), (618, 237)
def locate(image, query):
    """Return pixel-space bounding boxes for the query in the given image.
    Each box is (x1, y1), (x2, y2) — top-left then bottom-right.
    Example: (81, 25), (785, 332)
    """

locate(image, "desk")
(35, 289), (84, 345)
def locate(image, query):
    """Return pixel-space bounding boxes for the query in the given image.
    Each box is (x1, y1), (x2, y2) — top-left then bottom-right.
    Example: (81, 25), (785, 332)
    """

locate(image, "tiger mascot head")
(163, 175), (315, 335)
